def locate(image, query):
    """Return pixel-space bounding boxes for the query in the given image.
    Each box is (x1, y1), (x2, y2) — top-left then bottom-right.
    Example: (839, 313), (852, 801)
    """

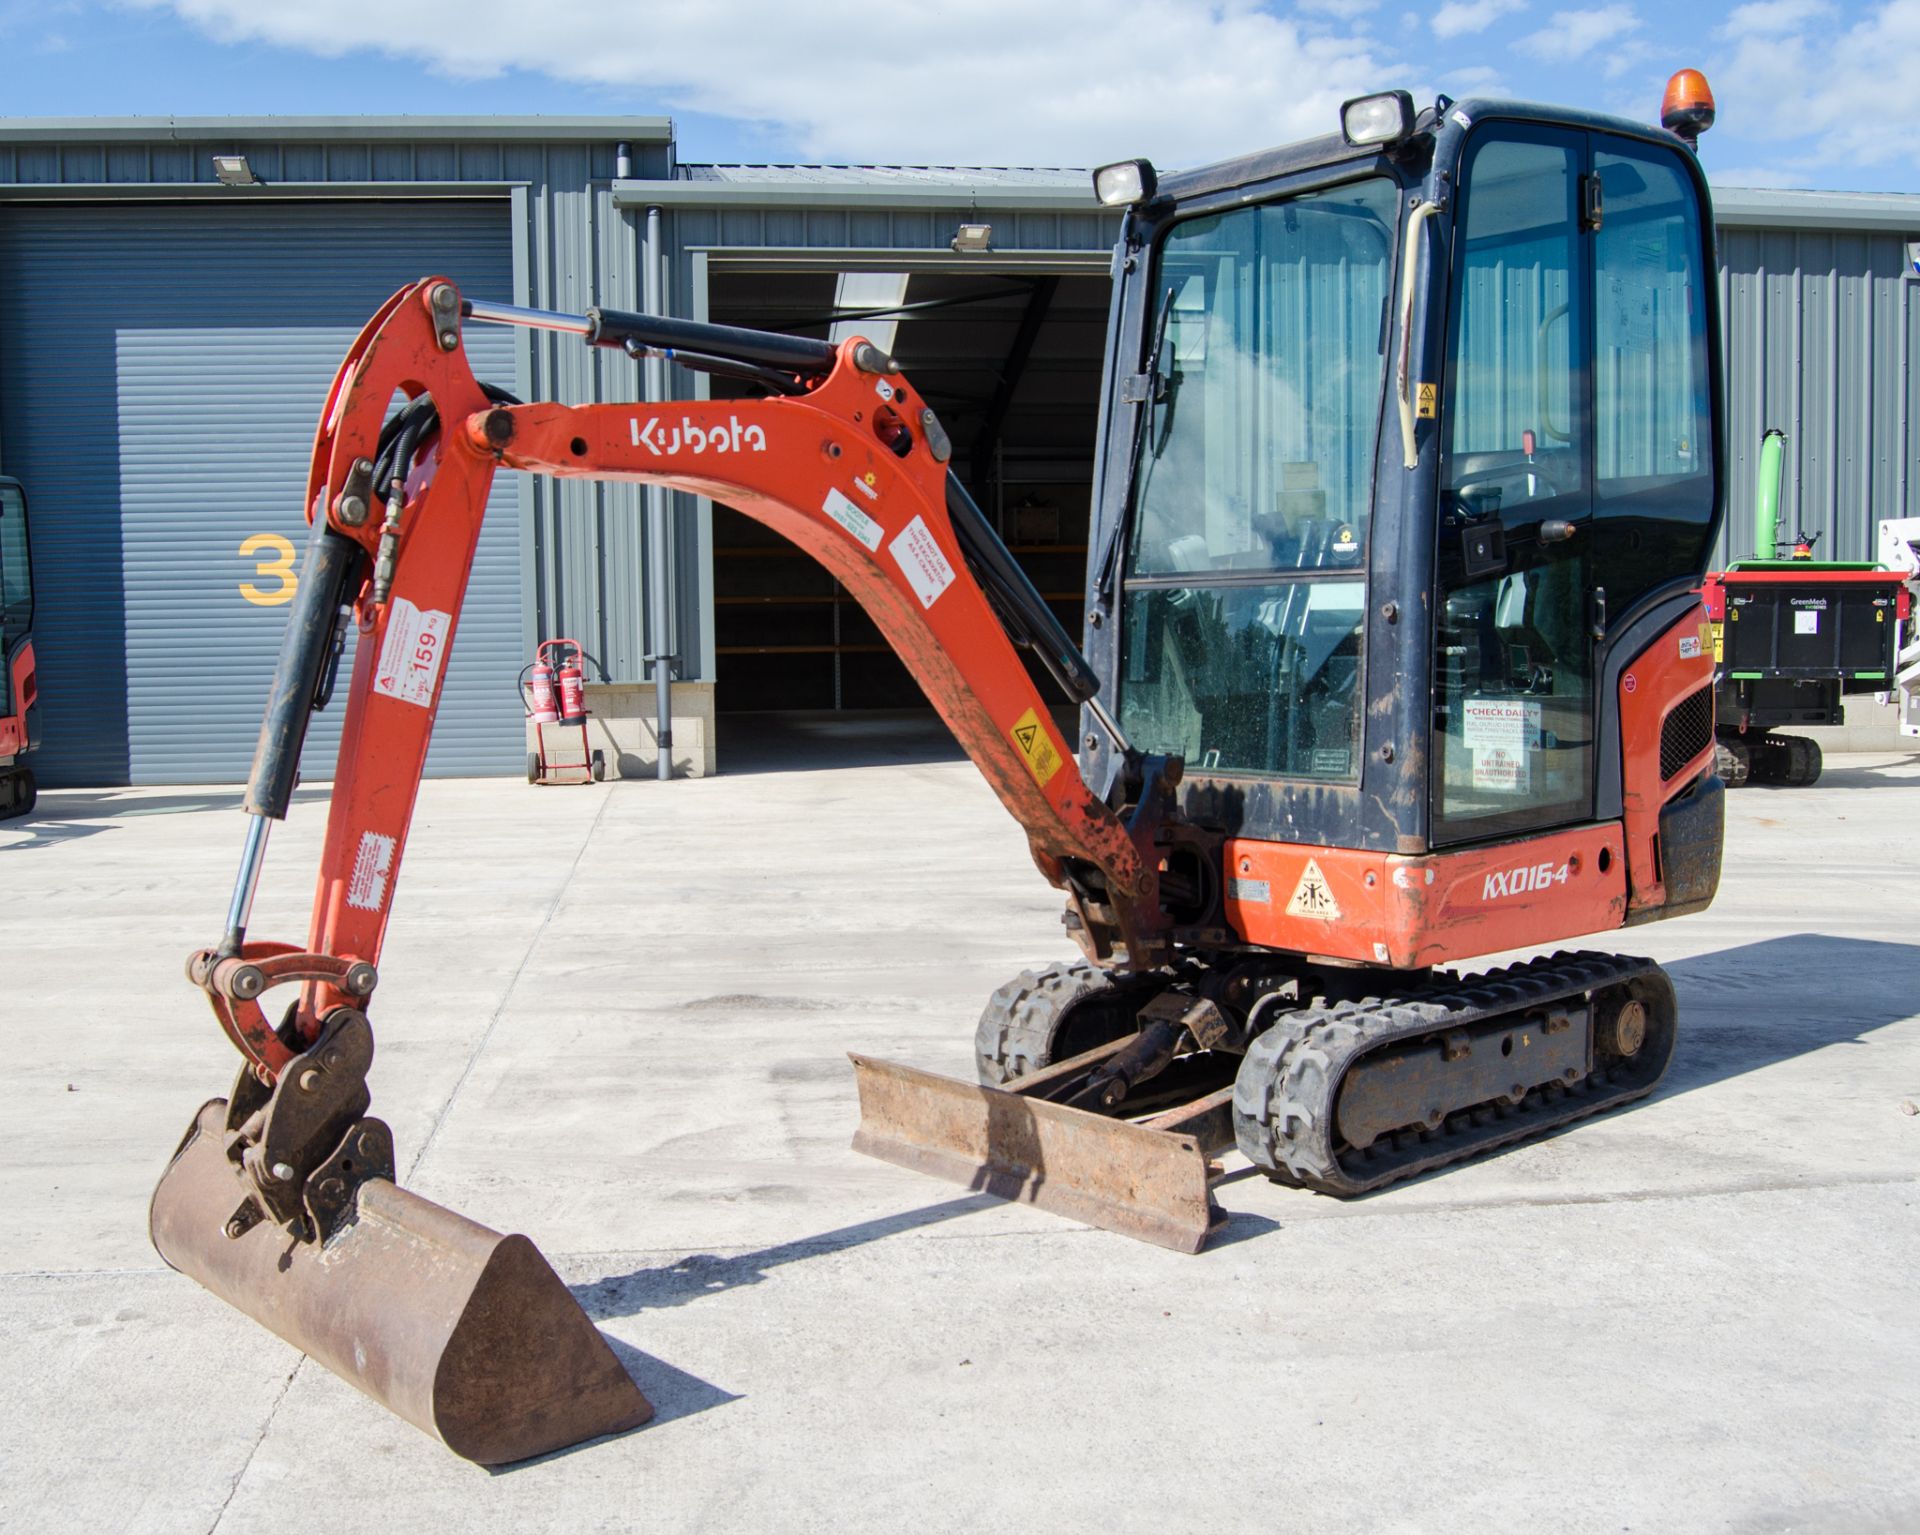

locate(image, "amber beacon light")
(1661, 69), (1716, 147)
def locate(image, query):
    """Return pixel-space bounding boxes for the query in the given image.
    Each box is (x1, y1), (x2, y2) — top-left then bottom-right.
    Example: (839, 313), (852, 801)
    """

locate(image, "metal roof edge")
(613, 177), (1098, 211)
(0, 116), (673, 144)
(0, 182), (519, 201)
(1712, 185), (1920, 233)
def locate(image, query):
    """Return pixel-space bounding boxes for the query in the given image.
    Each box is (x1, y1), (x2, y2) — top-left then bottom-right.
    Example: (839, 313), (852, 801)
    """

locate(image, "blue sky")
(2, 1), (1915, 192)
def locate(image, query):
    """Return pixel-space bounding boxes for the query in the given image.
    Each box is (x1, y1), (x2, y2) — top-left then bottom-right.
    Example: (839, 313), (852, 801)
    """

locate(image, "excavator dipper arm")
(152, 279), (1187, 1464)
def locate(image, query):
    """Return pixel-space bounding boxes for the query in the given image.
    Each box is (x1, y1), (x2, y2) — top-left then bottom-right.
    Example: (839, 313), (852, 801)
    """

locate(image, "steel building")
(0, 116), (1915, 785)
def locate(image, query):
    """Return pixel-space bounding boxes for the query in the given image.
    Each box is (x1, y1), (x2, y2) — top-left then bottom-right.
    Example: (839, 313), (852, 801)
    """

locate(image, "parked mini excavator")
(152, 75), (1727, 1463)
(0, 475), (39, 819)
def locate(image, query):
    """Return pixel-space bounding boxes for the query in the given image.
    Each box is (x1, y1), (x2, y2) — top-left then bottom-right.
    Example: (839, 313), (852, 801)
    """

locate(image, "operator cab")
(1084, 89), (1721, 862)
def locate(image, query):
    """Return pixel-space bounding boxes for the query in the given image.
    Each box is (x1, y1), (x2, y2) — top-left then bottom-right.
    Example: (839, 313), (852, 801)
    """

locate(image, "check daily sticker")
(373, 597), (450, 709)
(889, 515), (958, 609)
(822, 487), (883, 551)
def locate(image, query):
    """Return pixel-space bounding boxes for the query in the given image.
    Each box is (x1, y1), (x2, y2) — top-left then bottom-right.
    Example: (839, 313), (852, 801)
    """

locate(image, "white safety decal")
(889, 515), (958, 609)
(1286, 858), (1341, 921)
(822, 487), (883, 552)
(346, 831), (397, 912)
(1462, 697), (1534, 793)
(373, 597), (451, 709)
(1679, 634), (1702, 659)
(1227, 877), (1271, 905)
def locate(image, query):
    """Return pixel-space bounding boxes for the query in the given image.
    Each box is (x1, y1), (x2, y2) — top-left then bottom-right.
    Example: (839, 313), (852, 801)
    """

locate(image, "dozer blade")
(150, 1100), (652, 1465)
(848, 1050), (1230, 1254)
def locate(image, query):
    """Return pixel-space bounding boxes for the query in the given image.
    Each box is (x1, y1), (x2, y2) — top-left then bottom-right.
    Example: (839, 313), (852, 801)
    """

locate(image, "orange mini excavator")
(153, 78), (1727, 1463)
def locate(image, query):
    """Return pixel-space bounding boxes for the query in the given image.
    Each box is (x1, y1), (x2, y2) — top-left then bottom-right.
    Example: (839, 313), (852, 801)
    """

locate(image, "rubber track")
(1232, 950), (1675, 1196)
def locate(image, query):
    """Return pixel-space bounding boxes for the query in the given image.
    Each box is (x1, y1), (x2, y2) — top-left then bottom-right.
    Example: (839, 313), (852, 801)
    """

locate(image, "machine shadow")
(573, 1193), (1004, 1324)
(1656, 933), (1920, 1094)
(2, 784), (334, 850)
(576, 935), (1914, 1277)
(487, 1339), (742, 1473)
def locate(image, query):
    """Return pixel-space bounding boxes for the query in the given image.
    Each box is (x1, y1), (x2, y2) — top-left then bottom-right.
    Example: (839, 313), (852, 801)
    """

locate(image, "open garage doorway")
(705, 264), (1110, 760)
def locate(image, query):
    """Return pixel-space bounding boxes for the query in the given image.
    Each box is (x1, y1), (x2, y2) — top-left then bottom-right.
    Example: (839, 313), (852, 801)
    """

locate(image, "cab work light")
(1340, 91), (1415, 148)
(1093, 159), (1158, 208)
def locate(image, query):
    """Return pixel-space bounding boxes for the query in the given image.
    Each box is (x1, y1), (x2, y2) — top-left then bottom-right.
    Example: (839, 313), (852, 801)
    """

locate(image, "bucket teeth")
(151, 1099), (652, 1465)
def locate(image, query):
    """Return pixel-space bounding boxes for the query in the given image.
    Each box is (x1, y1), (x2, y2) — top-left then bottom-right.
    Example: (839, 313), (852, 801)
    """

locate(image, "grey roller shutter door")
(0, 199), (521, 785)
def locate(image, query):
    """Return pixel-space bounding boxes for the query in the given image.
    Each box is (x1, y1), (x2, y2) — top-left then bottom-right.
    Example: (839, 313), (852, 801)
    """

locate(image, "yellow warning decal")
(1286, 857), (1341, 921)
(1711, 622), (1724, 663)
(1416, 383), (1437, 420)
(1009, 707), (1062, 788)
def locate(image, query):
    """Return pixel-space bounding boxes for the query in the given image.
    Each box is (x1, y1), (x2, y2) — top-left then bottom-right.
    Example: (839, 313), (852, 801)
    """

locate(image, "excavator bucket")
(150, 1100), (652, 1465)
(848, 1046), (1233, 1254)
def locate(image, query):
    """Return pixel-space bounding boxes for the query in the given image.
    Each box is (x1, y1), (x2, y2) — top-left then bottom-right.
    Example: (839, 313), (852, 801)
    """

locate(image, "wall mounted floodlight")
(1092, 159), (1157, 209)
(211, 155), (259, 187)
(1340, 91), (1415, 148)
(950, 222), (993, 253)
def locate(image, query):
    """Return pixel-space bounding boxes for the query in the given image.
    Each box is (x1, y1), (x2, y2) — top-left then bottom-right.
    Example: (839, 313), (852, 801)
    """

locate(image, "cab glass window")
(1118, 176), (1396, 782)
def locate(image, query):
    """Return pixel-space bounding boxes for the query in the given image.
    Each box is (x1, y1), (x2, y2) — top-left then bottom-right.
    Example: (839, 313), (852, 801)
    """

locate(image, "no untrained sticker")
(889, 515), (958, 609)
(822, 486), (883, 551)
(373, 597), (451, 710)
(1008, 706), (1062, 788)
(347, 830), (397, 912)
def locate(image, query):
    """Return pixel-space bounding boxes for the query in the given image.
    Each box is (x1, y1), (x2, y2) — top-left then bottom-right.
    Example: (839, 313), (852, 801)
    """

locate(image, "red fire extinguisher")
(527, 651), (559, 724)
(552, 640), (587, 726)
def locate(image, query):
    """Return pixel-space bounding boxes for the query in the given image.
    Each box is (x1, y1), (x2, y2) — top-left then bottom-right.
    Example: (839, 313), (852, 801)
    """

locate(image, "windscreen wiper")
(1093, 284), (1176, 605)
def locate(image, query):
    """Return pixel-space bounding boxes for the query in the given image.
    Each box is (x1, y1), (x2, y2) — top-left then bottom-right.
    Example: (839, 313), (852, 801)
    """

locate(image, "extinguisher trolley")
(521, 638), (606, 785)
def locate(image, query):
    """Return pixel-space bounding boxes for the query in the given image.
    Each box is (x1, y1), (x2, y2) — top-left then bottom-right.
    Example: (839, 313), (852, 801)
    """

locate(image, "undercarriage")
(854, 949), (1675, 1249)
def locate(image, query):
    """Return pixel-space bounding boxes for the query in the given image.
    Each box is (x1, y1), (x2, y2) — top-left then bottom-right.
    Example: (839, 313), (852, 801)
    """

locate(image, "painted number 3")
(239, 532), (298, 606)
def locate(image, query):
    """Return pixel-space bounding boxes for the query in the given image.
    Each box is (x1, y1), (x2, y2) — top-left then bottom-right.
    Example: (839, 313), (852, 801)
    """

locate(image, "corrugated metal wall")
(0, 200), (520, 783)
(1716, 223), (1919, 563)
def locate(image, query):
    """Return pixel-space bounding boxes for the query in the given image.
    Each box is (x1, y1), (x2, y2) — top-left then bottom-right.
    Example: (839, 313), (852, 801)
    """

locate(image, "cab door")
(1431, 123), (1717, 848)
(1433, 126), (1596, 844)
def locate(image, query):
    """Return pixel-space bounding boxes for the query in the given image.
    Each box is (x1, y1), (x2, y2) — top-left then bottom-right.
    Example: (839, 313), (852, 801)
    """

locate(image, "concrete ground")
(3, 715), (1917, 1533)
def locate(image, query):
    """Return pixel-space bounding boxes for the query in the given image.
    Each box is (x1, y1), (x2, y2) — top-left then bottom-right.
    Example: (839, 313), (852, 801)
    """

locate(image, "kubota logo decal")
(630, 415), (768, 454)
(1482, 861), (1570, 900)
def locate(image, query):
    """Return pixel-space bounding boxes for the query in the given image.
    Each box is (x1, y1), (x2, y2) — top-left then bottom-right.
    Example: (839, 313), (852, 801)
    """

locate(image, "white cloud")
(1444, 64), (1511, 96)
(1432, 0), (1525, 40)
(1711, 0), (1920, 170)
(123, 0), (1418, 168)
(1516, 5), (1641, 62)
(1720, 0), (1835, 34)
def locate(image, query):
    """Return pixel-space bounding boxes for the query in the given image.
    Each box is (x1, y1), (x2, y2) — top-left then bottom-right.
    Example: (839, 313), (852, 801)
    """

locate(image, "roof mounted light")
(1660, 69), (1716, 149)
(211, 154), (258, 187)
(1093, 158), (1158, 209)
(1341, 90), (1415, 149)
(950, 222), (993, 253)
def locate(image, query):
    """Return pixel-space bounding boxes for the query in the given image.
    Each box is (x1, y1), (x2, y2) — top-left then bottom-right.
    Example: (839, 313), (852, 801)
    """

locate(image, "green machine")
(1703, 430), (1908, 786)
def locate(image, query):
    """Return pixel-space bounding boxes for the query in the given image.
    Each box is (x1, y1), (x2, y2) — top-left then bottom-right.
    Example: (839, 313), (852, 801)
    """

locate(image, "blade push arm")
(199, 278), (1172, 1091)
